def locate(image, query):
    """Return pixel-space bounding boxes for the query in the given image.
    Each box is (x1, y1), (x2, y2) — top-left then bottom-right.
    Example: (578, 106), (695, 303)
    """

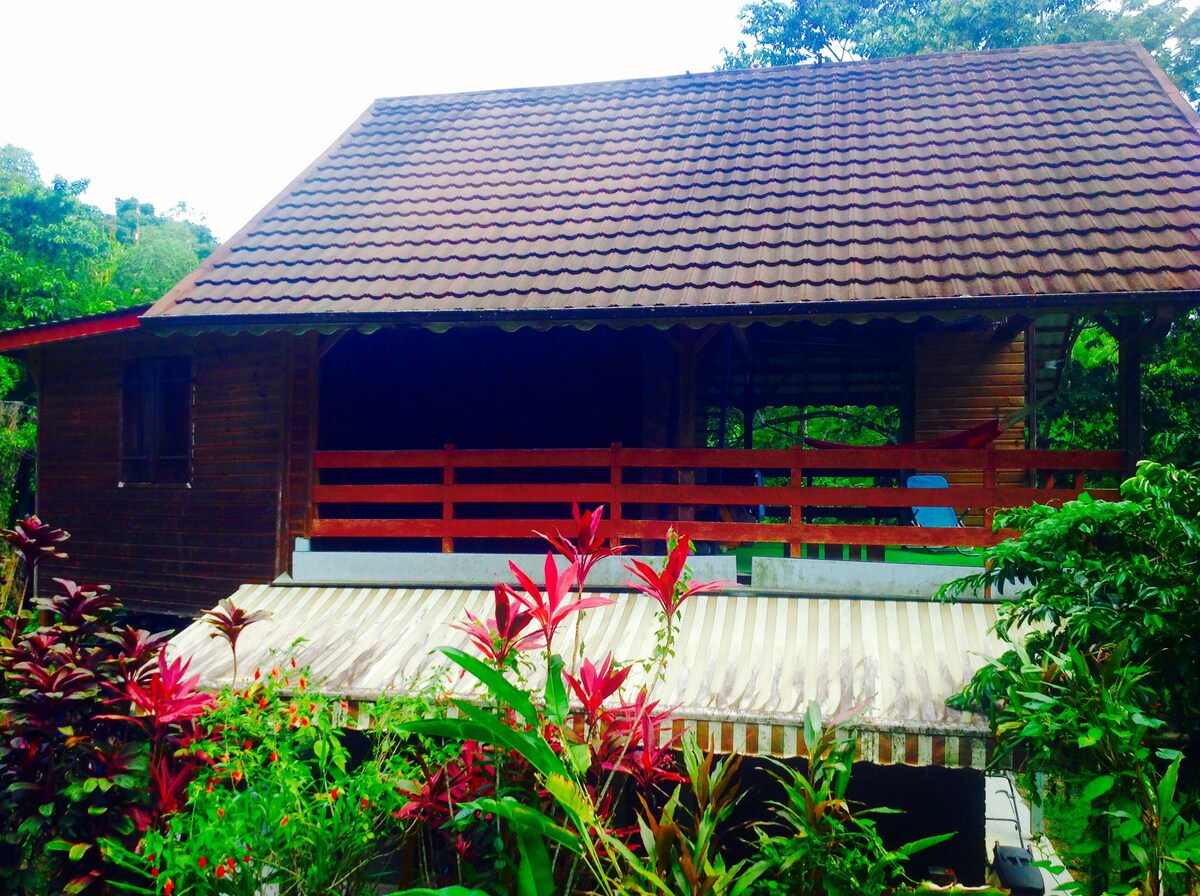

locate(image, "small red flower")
(299, 676), (307, 690)
(330, 786), (339, 801)
(258, 697), (268, 709)
(243, 854), (252, 864)
(269, 750), (278, 762)
(360, 797), (369, 811)
(151, 867), (160, 878)
(216, 865), (227, 879)
(164, 881), (175, 896)
(290, 657), (297, 668)
(198, 856), (208, 869)
(226, 857), (236, 870)
(280, 815), (289, 827)
(300, 717), (310, 727)
(254, 668), (261, 680)
(243, 740), (252, 749)
(217, 808), (224, 819)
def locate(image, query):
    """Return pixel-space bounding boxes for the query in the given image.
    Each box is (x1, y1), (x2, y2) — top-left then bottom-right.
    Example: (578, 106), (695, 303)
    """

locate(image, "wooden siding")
(37, 331), (296, 614)
(913, 329), (1027, 519)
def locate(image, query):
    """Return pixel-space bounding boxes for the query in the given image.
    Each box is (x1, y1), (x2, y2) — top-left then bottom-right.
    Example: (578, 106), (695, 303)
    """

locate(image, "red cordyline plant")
(625, 529), (730, 682)
(536, 502), (628, 583)
(197, 597), (272, 683)
(0, 542), (196, 895)
(503, 553), (612, 656)
(452, 583), (546, 669)
(423, 509), (732, 893)
(538, 502), (629, 664)
(1, 515), (69, 619)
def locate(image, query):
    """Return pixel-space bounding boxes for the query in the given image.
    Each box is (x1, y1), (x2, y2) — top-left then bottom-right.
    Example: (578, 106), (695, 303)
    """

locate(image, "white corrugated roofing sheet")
(170, 583), (1005, 767)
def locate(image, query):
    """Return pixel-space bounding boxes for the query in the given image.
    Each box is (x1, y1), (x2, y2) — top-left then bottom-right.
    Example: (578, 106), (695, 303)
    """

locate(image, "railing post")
(609, 442), (623, 548)
(442, 443), (455, 553)
(789, 449), (804, 559)
(983, 448), (997, 534)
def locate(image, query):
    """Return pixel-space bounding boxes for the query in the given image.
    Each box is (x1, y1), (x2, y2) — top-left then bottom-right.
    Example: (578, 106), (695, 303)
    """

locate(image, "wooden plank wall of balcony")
(309, 445), (1124, 555)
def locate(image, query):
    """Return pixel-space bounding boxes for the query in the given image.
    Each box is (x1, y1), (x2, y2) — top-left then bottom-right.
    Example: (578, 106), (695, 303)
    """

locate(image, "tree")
(1043, 312), (1200, 470)
(110, 198), (217, 303)
(719, 0), (1200, 100)
(0, 149), (217, 523)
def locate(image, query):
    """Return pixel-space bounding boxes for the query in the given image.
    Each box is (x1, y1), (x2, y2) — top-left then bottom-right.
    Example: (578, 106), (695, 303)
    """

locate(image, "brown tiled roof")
(146, 41), (1200, 329)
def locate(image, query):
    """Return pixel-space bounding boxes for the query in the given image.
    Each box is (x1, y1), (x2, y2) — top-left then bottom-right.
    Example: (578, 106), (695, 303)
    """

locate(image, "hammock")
(802, 419), (1005, 451)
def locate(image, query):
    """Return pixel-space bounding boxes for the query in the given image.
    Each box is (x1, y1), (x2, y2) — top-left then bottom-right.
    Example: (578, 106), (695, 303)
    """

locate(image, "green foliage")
(947, 462), (1200, 894)
(113, 667), (424, 896)
(946, 461), (1200, 736)
(746, 702), (951, 896)
(719, 0), (1200, 100)
(0, 146), (217, 324)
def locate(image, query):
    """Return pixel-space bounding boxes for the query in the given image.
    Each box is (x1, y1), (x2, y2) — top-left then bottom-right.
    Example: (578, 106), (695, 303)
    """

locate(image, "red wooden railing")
(310, 444), (1124, 554)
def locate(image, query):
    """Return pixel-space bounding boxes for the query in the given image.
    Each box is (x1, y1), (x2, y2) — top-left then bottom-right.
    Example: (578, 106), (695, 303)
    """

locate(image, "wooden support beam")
(1116, 315), (1143, 478)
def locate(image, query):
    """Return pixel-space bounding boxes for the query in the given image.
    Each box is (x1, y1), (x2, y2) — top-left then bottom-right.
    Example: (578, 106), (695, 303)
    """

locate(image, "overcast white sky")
(2, 1), (747, 240)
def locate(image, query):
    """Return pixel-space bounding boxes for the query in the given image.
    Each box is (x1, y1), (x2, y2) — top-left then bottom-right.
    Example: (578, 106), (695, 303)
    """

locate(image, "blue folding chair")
(907, 474), (972, 554)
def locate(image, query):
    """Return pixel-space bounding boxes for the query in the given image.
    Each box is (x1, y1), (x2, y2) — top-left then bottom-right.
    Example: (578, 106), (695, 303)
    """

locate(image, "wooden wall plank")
(37, 330), (297, 615)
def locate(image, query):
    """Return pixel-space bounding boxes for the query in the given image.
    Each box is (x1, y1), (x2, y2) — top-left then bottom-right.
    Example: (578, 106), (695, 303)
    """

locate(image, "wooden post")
(983, 449), (998, 533)
(1116, 315), (1143, 479)
(789, 452), (803, 558)
(609, 442), (623, 548)
(442, 443), (455, 553)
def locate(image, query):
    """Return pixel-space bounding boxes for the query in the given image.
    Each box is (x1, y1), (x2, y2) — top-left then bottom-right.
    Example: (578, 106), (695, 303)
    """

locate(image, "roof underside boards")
(146, 41), (1200, 330)
(171, 583), (1005, 767)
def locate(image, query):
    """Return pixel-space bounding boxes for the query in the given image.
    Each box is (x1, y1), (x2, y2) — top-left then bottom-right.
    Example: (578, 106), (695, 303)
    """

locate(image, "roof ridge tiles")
(194, 238), (1200, 289)
(267, 171), (1200, 218)
(307, 134), (1199, 182)
(327, 114), (1198, 165)
(252, 182), (1200, 231)
(364, 40), (1140, 112)
(357, 65), (1162, 137)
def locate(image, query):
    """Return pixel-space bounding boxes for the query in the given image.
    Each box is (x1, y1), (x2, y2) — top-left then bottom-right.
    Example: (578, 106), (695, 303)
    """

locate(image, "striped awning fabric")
(170, 583), (1005, 769)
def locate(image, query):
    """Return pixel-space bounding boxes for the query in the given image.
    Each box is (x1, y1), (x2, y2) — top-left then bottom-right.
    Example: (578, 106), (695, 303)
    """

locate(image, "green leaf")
(439, 645), (540, 726)
(68, 842), (91, 862)
(544, 653), (568, 727)
(468, 795), (581, 852)
(1081, 775), (1115, 802)
(401, 707), (567, 780)
(381, 888), (492, 896)
(515, 817), (557, 896)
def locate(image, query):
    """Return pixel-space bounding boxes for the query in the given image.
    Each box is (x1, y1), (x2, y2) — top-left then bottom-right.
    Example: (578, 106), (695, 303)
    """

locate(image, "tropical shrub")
(747, 702), (950, 896)
(946, 462), (1200, 895)
(0, 575), (196, 894)
(109, 663), (430, 896)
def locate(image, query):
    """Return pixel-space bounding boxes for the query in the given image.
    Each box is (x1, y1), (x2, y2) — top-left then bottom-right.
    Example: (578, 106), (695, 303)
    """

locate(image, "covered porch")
(299, 313), (1127, 576)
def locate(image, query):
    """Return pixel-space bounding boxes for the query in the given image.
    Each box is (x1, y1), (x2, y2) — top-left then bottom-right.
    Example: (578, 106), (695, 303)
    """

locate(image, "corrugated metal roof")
(146, 41), (1200, 330)
(171, 583), (1005, 766)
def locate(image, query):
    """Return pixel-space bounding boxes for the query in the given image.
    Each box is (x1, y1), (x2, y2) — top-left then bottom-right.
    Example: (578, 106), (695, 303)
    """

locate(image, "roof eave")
(137, 290), (1200, 335)
(0, 305), (150, 353)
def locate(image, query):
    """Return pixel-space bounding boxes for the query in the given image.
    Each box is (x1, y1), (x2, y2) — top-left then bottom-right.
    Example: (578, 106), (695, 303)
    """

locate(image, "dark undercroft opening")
(725, 759), (986, 885)
(316, 325), (652, 552)
(319, 326), (647, 451)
